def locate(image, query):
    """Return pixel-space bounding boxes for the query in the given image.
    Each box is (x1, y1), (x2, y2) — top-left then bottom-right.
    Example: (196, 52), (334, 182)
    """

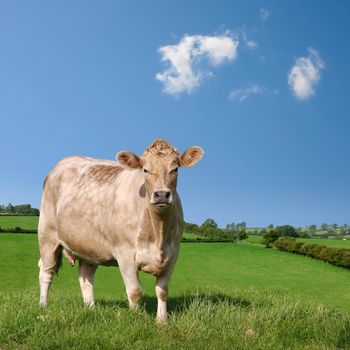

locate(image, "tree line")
(0, 203), (39, 216)
(185, 219), (350, 244)
(184, 218), (248, 242)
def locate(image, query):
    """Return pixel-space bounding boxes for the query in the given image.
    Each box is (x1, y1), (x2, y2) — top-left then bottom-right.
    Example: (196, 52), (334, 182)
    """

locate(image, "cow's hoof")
(84, 302), (95, 309)
(39, 301), (47, 308)
(156, 315), (167, 324)
(129, 303), (139, 311)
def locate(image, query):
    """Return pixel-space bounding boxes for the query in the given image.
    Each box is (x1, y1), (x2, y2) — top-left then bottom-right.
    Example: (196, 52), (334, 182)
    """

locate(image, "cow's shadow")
(96, 292), (251, 316)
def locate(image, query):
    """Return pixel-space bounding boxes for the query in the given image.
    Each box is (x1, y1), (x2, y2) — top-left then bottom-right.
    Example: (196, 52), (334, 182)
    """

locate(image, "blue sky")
(1, 1), (349, 228)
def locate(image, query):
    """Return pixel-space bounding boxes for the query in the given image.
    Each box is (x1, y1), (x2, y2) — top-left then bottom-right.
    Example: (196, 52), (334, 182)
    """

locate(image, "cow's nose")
(153, 190), (171, 203)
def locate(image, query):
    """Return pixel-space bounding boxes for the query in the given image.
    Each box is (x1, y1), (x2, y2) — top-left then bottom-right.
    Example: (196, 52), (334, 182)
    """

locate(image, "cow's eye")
(143, 169), (149, 174)
(170, 168), (178, 174)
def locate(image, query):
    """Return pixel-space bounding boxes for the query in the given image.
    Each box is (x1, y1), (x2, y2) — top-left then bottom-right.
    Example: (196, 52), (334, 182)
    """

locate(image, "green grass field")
(0, 215), (39, 230)
(298, 237), (350, 248)
(1, 233), (350, 349)
(247, 234), (350, 249)
(246, 235), (263, 245)
(2, 217), (350, 349)
(2, 287), (349, 350)
(2, 234), (350, 311)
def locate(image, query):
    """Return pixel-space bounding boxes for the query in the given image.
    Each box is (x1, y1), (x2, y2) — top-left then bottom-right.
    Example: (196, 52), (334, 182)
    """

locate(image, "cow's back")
(39, 156), (146, 265)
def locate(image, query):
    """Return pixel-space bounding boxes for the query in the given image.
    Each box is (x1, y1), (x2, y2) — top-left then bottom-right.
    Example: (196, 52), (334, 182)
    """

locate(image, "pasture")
(0, 215), (39, 230)
(248, 234), (350, 249)
(298, 237), (350, 248)
(1, 233), (350, 349)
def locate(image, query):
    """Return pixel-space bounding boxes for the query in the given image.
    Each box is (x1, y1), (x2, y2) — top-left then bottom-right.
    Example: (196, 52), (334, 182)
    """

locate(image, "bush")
(273, 237), (350, 270)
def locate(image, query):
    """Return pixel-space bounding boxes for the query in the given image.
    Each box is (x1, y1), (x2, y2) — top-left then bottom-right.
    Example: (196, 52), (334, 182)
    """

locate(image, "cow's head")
(116, 140), (204, 209)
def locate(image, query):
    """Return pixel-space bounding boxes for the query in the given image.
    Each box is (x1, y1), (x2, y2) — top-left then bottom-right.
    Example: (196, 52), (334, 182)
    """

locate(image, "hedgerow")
(273, 237), (350, 269)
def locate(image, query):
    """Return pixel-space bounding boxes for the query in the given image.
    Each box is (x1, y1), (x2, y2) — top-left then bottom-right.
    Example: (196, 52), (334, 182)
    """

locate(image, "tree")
(226, 223), (236, 233)
(267, 224), (274, 229)
(184, 222), (199, 233)
(299, 232), (310, 238)
(15, 204), (32, 215)
(331, 223), (338, 231)
(321, 223), (328, 231)
(240, 221), (247, 229)
(31, 208), (40, 216)
(339, 226), (346, 235)
(202, 218), (218, 229)
(5, 203), (15, 213)
(275, 225), (299, 238)
(344, 224), (350, 235)
(236, 229), (248, 241)
(308, 225), (317, 235)
(262, 229), (281, 248)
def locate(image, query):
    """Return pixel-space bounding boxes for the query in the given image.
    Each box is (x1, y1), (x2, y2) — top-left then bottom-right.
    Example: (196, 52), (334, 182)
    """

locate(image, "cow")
(38, 139), (204, 321)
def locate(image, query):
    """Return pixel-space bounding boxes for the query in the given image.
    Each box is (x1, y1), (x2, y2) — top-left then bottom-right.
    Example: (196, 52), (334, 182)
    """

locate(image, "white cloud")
(229, 83), (277, 102)
(241, 32), (257, 50)
(288, 48), (325, 100)
(260, 8), (271, 21)
(246, 40), (258, 50)
(156, 34), (239, 95)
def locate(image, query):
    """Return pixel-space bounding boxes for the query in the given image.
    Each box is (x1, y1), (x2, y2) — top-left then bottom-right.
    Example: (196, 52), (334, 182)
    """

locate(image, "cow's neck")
(139, 205), (176, 250)
(136, 202), (180, 276)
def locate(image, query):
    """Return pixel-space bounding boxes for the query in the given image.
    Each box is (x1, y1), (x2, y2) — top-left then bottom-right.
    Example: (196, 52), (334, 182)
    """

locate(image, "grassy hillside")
(1, 234), (350, 311)
(0, 215), (39, 230)
(298, 237), (350, 248)
(247, 235), (263, 244)
(2, 234), (350, 349)
(1, 234), (350, 349)
(248, 234), (350, 249)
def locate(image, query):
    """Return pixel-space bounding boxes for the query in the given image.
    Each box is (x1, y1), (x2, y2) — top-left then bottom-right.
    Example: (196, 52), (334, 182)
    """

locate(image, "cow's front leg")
(118, 256), (142, 309)
(155, 266), (174, 322)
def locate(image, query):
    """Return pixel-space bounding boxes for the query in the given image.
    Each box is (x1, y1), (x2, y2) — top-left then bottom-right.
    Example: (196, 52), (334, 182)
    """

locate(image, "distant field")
(0, 215), (39, 230)
(0, 217), (217, 241)
(297, 238), (350, 248)
(246, 235), (263, 244)
(247, 234), (350, 249)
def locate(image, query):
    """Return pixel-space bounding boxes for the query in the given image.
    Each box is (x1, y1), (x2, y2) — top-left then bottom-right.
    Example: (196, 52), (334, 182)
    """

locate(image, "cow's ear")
(179, 146), (204, 167)
(116, 152), (142, 169)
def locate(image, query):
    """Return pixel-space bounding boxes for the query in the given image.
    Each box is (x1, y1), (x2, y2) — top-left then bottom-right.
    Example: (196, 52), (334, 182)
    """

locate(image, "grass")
(2, 229), (350, 348)
(247, 234), (350, 249)
(298, 238), (350, 248)
(0, 215), (39, 230)
(1, 288), (350, 350)
(2, 234), (350, 311)
(247, 235), (263, 245)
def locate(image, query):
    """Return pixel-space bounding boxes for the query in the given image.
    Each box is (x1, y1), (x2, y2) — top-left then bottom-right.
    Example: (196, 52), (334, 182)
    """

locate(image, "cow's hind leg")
(38, 242), (62, 306)
(78, 261), (97, 307)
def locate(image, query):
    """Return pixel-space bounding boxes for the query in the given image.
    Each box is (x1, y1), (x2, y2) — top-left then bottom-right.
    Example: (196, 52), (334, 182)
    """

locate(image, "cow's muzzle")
(152, 190), (172, 206)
